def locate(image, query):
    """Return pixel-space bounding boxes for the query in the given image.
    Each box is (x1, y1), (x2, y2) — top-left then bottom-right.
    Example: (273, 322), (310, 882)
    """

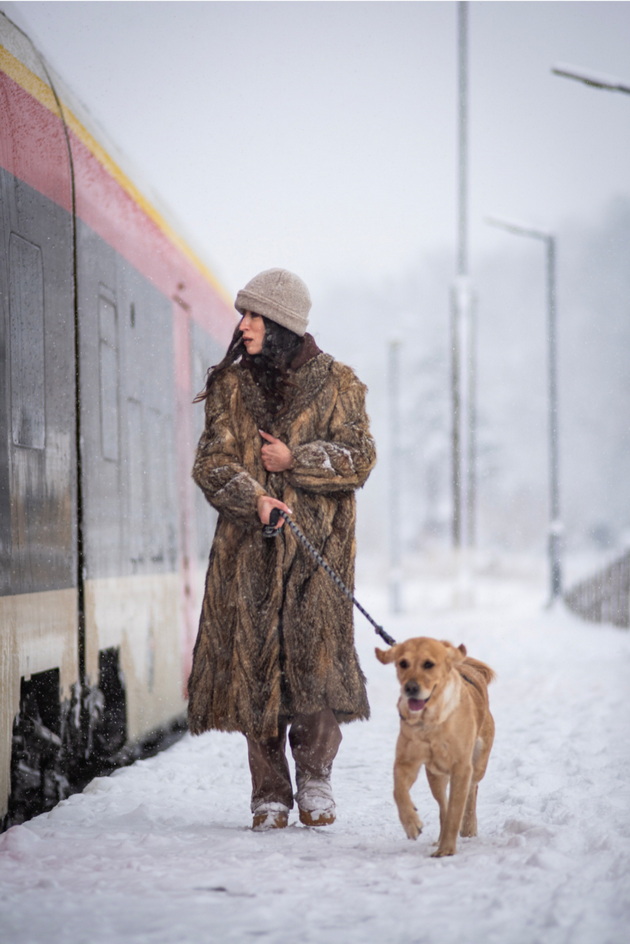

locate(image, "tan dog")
(376, 637), (495, 857)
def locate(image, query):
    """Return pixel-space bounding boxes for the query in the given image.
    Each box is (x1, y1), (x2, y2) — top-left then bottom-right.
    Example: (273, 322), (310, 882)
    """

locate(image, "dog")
(376, 637), (495, 857)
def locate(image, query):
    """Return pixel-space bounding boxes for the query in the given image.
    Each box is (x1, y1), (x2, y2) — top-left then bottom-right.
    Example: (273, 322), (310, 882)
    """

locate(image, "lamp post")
(451, 0), (476, 555)
(388, 336), (403, 614)
(486, 216), (563, 603)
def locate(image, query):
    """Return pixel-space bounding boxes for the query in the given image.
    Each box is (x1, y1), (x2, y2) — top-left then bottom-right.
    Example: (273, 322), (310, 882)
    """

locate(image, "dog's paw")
(431, 845), (456, 858)
(401, 815), (423, 840)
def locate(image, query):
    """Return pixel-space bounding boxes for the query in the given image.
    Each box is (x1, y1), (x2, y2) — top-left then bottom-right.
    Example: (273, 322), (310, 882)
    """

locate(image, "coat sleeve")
(192, 373), (266, 525)
(286, 366), (376, 493)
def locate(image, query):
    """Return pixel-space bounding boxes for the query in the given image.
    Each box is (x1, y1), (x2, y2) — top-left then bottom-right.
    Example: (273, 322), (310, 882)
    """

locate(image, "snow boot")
(296, 775), (336, 827)
(251, 802), (290, 831)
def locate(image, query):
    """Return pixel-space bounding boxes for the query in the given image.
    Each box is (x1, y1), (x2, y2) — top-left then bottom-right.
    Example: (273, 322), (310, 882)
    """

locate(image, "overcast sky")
(5, 1), (630, 298)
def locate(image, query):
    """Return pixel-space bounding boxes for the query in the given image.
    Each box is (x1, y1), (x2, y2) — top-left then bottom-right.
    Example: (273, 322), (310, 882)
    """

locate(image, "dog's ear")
(441, 640), (466, 665)
(375, 645), (397, 664)
(457, 643), (467, 657)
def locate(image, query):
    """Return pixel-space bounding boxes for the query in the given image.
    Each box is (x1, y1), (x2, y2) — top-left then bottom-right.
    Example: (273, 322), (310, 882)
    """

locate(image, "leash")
(263, 508), (396, 647)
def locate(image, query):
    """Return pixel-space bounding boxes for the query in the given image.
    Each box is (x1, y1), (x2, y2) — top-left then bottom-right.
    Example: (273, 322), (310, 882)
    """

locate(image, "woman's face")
(239, 311), (265, 355)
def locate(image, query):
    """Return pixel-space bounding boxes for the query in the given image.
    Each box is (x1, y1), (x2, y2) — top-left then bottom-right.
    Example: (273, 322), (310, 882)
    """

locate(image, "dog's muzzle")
(407, 696), (429, 712)
(403, 680), (432, 713)
(403, 681), (431, 713)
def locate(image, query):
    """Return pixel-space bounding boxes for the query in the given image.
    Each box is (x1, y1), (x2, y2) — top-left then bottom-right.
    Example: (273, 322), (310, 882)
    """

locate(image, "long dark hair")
(194, 315), (303, 414)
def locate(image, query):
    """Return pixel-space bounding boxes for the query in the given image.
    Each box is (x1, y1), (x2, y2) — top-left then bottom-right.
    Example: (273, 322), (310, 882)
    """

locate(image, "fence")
(564, 550), (630, 629)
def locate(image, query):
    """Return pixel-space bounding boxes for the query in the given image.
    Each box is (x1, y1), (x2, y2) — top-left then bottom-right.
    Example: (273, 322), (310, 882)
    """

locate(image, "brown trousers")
(246, 709), (342, 810)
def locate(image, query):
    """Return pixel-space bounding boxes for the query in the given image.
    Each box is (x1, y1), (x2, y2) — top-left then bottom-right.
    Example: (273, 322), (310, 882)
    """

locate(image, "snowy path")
(1, 571), (629, 944)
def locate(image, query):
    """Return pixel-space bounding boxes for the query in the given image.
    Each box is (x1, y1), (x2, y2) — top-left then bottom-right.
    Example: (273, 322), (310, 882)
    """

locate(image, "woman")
(188, 268), (376, 830)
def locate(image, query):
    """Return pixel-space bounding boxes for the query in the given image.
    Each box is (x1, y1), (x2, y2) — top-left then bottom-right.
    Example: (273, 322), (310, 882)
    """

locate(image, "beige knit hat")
(234, 268), (311, 337)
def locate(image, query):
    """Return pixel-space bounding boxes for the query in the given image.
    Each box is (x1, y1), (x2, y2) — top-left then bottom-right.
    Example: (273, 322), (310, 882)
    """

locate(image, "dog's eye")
(398, 659), (410, 669)
(422, 660), (435, 670)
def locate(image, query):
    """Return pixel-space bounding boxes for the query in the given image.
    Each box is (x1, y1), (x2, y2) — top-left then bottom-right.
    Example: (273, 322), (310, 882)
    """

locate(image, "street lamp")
(388, 336), (403, 614)
(452, 0), (476, 556)
(552, 62), (630, 95)
(486, 216), (563, 604)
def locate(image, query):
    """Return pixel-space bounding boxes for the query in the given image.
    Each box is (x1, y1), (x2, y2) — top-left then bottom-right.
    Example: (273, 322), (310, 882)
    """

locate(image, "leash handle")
(263, 508), (395, 647)
(261, 507), (283, 538)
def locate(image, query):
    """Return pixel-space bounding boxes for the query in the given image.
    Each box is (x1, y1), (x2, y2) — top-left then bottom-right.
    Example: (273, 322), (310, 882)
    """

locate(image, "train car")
(0, 10), (235, 828)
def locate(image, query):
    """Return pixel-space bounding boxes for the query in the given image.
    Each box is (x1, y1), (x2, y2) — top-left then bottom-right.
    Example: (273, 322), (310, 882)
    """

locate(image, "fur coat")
(187, 347), (376, 741)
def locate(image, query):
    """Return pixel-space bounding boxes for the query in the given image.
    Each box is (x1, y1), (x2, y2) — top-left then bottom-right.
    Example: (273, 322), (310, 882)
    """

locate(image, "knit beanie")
(234, 268), (311, 337)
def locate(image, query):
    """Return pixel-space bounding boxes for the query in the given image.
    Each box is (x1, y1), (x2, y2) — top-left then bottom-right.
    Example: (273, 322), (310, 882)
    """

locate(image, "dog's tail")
(461, 656), (496, 686)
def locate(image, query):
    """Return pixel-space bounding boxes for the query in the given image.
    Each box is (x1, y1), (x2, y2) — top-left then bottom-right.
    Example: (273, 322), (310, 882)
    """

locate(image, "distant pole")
(389, 337), (403, 613)
(546, 237), (562, 601)
(457, 1), (468, 279)
(451, 0), (476, 553)
(486, 217), (563, 603)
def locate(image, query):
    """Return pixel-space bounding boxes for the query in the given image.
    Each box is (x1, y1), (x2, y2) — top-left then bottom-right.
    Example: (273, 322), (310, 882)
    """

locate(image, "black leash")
(263, 508), (396, 647)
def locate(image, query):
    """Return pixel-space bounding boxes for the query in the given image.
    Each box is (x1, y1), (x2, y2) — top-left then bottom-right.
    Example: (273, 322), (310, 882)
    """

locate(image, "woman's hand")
(259, 430), (295, 472)
(257, 495), (292, 526)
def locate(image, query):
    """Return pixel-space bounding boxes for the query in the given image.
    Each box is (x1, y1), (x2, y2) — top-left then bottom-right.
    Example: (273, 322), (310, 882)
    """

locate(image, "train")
(0, 10), (235, 828)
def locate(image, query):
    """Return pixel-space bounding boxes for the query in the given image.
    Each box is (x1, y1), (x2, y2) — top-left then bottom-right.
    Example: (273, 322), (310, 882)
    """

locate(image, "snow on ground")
(1, 563), (629, 944)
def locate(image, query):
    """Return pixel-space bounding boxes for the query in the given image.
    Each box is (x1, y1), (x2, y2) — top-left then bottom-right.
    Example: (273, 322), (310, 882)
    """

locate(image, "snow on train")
(0, 11), (235, 828)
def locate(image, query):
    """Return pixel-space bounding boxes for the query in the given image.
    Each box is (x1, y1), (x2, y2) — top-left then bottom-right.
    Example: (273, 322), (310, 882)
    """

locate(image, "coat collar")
(290, 333), (322, 370)
(235, 347), (334, 432)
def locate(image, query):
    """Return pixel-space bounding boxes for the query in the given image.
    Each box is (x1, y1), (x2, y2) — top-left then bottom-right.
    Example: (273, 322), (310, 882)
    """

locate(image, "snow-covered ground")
(1, 563), (629, 944)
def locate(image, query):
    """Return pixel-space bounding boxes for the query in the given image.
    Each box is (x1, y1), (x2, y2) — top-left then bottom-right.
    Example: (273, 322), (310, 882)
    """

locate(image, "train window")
(9, 233), (45, 449)
(127, 401), (170, 566)
(127, 397), (146, 562)
(146, 407), (167, 563)
(98, 295), (120, 461)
